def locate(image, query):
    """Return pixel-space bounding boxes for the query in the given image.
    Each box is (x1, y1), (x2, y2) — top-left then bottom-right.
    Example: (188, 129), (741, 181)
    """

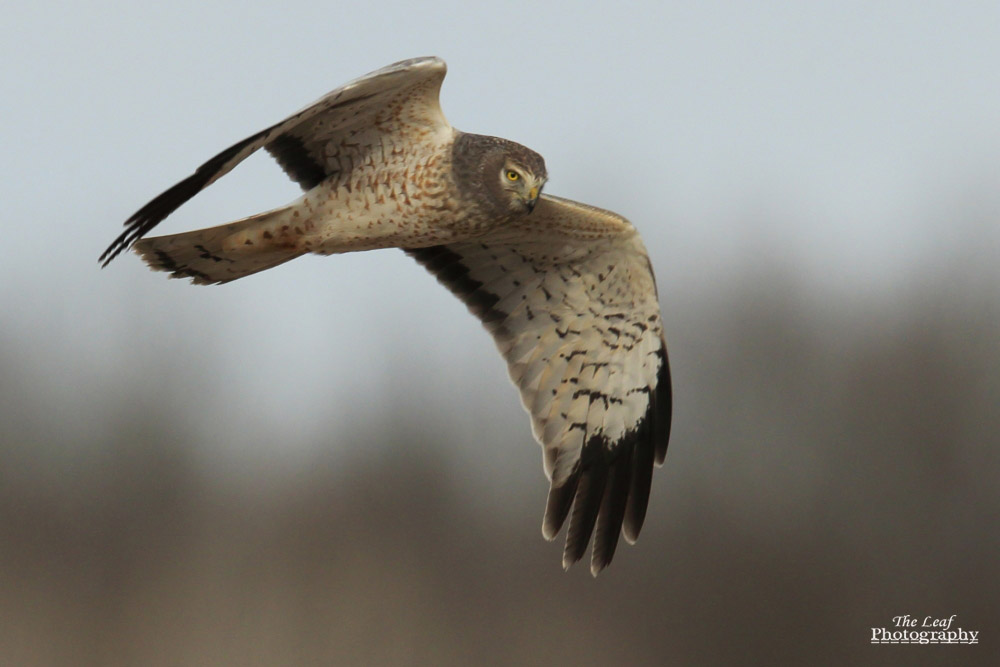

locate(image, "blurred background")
(2, 1), (998, 664)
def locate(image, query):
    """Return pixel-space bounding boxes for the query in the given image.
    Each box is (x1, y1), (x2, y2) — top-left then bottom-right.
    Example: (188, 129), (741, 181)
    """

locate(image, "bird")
(100, 57), (671, 575)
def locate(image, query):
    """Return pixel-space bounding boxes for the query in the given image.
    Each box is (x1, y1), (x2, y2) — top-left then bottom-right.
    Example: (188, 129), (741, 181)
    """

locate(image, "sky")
(2, 0), (999, 476)
(4, 7), (999, 658)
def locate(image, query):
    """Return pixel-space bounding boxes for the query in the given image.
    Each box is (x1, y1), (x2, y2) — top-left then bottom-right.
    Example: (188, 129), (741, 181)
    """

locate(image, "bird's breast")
(295, 138), (489, 253)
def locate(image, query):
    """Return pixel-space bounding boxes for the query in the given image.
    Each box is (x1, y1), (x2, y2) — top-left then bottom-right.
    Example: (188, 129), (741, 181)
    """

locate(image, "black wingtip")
(546, 344), (672, 572)
(99, 168), (216, 267)
(590, 447), (634, 575)
(623, 348), (670, 543)
(623, 421), (655, 544)
(561, 465), (608, 570)
(98, 227), (134, 267)
(100, 125), (270, 268)
(542, 474), (579, 541)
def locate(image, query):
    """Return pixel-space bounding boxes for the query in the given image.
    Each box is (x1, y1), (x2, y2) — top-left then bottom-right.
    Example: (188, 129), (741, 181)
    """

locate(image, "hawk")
(101, 57), (671, 575)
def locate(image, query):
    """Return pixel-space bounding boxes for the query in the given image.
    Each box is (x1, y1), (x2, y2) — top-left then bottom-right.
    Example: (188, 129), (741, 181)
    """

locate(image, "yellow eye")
(505, 170), (520, 182)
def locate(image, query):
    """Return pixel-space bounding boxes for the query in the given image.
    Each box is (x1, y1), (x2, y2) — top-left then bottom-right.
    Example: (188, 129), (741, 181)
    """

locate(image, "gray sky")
(3, 1), (999, 478)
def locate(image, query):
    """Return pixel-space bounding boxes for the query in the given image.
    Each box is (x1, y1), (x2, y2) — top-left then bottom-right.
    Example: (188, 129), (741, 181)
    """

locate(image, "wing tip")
(99, 211), (149, 267)
(546, 346), (671, 573)
(559, 463), (607, 571)
(589, 448), (632, 575)
(101, 122), (272, 267)
(542, 474), (579, 542)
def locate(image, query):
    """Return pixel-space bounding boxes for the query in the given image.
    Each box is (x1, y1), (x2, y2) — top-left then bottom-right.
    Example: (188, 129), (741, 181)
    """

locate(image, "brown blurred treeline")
(1, 258), (997, 666)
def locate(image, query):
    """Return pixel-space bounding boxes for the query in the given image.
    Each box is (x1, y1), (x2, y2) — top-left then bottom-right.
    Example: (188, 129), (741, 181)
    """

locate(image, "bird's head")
(452, 133), (547, 218)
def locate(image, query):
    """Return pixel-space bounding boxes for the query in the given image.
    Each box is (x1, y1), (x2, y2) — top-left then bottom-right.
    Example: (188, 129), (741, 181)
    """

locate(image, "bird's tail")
(132, 205), (306, 285)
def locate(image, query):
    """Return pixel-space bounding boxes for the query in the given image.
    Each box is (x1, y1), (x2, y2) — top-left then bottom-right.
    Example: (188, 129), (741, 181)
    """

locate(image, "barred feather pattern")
(409, 194), (671, 575)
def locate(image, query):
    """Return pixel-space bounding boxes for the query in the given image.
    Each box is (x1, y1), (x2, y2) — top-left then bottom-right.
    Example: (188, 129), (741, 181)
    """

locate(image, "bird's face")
(450, 133), (547, 219)
(499, 160), (546, 214)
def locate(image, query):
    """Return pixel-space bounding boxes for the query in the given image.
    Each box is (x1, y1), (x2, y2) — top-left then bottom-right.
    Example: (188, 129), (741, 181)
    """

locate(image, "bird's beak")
(526, 186), (540, 212)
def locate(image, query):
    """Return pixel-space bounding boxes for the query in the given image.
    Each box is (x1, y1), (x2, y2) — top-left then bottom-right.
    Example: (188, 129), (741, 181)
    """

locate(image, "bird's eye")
(505, 170), (520, 182)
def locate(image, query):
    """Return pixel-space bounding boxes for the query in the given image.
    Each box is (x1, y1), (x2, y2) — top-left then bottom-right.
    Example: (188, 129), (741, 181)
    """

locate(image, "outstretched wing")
(408, 194), (671, 575)
(101, 56), (449, 266)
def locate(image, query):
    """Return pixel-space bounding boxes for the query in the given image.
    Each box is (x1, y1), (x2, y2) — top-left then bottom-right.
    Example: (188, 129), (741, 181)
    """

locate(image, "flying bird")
(101, 57), (671, 575)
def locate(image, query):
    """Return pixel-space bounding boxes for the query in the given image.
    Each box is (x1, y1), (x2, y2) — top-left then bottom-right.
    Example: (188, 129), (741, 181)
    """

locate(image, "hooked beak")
(526, 185), (540, 212)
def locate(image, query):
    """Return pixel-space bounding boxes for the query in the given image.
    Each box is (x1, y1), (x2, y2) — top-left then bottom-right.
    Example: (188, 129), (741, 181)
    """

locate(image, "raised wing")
(408, 194), (671, 575)
(100, 57), (449, 266)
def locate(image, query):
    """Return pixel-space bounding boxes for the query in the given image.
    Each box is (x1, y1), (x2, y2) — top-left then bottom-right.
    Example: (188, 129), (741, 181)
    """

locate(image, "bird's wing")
(408, 194), (671, 575)
(101, 57), (449, 266)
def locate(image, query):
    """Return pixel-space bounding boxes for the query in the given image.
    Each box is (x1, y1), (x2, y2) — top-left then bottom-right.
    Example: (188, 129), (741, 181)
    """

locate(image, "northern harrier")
(101, 57), (671, 575)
